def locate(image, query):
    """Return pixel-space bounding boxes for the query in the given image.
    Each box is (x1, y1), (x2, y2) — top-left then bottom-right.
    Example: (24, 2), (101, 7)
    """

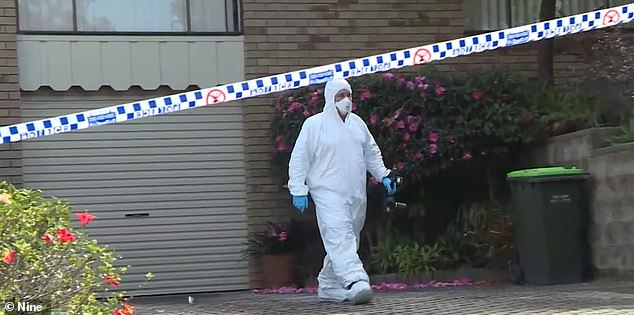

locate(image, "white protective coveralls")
(287, 79), (392, 303)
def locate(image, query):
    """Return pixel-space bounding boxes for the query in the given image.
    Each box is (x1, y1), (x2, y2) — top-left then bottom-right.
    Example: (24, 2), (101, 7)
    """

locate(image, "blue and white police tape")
(1, 3), (632, 144)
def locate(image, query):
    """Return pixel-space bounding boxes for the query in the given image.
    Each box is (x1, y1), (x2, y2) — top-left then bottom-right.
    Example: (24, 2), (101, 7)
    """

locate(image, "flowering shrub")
(0, 181), (139, 315)
(243, 221), (298, 258)
(271, 68), (567, 185)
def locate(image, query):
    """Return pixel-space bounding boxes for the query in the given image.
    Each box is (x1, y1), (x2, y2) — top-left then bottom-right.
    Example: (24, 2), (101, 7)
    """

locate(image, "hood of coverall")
(323, 79), (352, 114)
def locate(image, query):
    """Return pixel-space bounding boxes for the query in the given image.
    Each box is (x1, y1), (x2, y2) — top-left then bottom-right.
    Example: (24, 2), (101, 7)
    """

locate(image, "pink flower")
(396, 162), (405, 170)
(403, 133), (410, 141)
(287, 102), (302, 112)
(428, 132), (439, 143)
(396, 121), (405, 129)
(369, 114), (378, 125)
(462, 153), (473, 160)
(471, 90), (482, 101)
(278, 231), (288, 241)
(382, 73), (394, 80)
(448, 135), (455, 143)
(75, 211), (96, 226)
(310, 91), (321, 103)
(303, 111), (310, 118)
(360, 88), (373, 101)
(422, 84), (430, 90)
(408, 123), (419, 132)
(276, 135), (289, 152)
(428, 144), (438, 154)
(352, 103), (358, 111)
(414, 76), (426, 83)
(397, 77), (406, 86)
(414, 152), (423, 161)
(435, 86), (446, 96)
(41, 234), (54, 243)
(406, 81), (416, 90)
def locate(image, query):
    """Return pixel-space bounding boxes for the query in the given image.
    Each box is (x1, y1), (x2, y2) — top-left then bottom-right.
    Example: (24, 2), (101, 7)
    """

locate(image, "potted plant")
(243, 221), (297, 288)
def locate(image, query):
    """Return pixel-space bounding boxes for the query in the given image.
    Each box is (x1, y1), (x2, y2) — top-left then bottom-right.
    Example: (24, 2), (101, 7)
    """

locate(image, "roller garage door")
(20, 88), (249, 296)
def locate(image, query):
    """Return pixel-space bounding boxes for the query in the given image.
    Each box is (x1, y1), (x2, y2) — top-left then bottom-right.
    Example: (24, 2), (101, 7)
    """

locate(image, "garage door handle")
(125, 213), (149, 218)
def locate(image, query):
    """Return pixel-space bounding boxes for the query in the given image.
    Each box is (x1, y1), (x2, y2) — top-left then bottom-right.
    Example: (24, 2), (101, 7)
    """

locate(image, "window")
(17, 0), (241, 34)
(464, 0), (632, 32)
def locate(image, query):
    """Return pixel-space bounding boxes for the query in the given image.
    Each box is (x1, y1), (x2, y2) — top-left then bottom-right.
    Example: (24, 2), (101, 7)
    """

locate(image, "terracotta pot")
(261, 254), (296, 288)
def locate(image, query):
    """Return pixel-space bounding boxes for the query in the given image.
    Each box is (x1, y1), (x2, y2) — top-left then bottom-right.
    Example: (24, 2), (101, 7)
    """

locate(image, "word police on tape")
(0, 3), (632, 144)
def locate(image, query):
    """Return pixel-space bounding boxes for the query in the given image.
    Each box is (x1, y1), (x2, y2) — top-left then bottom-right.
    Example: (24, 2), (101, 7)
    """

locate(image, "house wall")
(241, 0), (599, 286)
(0, 0), (20, 186)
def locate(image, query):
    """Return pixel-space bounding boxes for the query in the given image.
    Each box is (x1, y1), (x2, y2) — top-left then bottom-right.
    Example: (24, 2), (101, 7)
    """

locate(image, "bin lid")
(506, 166), (585, 179)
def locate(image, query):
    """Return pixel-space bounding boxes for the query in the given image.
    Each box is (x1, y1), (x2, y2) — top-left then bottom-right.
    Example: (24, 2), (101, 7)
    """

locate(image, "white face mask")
(335, 97), (352, 114)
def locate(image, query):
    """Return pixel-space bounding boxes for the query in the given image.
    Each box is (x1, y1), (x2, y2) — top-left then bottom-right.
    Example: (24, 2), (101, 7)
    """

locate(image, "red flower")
(41, 234), (54, 243)
(75, 211), (96, 226)
(471, 90), (482, 101)
(104, 275), (120, 288)
(56, 228), (76, 243)
(3, 249), (16, 264)
(403, 133), (410, 141)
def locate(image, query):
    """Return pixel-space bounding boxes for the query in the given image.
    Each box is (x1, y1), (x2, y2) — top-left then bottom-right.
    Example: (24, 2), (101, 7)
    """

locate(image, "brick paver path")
(130, 280), (634, 314)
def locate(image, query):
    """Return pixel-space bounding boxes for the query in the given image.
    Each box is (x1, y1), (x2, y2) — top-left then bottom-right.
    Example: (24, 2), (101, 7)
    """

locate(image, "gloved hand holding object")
(382, 175), (397, 196)
(287, 78), (394, 305)
(292, 195), (308, 213)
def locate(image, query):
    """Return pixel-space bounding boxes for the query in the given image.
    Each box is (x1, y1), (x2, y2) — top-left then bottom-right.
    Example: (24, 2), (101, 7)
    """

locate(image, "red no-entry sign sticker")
(206, 89), (226, 105)
(413, 48), (432, 65)
(603, 9), (620, 26)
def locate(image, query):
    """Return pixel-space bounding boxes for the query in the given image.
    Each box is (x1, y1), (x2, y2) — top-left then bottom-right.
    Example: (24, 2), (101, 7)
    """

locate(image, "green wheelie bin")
(506, 166), (591, 285)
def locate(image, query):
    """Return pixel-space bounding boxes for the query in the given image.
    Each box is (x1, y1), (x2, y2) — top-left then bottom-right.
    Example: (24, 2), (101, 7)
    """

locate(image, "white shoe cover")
(318, 287), (348, 303)
(347, 281), (372, 305)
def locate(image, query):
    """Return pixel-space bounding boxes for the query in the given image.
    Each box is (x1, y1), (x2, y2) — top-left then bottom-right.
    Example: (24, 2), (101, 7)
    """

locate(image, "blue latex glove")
(382, 177), (397, 196)
(292, 195), (308, 213)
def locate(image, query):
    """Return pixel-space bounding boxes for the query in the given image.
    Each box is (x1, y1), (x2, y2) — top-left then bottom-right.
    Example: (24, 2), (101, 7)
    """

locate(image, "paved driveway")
(130, 280), (634, 315)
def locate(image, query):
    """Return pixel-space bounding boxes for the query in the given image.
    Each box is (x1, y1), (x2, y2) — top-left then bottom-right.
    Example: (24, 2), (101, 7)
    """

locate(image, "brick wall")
(241, 0), (593, 287)
(0, 0), (20, 187)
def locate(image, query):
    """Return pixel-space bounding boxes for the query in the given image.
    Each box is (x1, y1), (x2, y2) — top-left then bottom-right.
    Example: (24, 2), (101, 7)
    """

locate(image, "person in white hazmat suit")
(287, 78), (397, 304)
